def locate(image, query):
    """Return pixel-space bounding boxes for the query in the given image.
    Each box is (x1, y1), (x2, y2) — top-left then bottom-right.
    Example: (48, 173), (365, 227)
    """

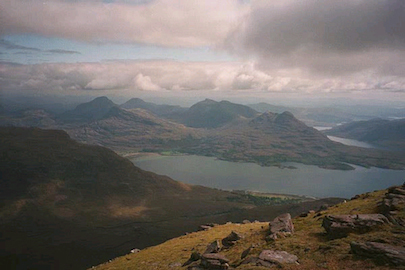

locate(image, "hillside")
(0, 127), (342, 270)
(93, 184), (405, 270)
(325, 118), (405, 151)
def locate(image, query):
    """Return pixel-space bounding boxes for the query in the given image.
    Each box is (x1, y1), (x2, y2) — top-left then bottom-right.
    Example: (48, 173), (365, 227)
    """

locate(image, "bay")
(131, 155), (405, 199)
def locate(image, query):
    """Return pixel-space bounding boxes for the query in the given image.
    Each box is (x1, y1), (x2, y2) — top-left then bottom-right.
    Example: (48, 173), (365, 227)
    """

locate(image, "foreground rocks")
(266, 213), (294, 241)
(186, 253), (231, 270)
(322, 214), (389, 238)
(378, 184), (405, 226)
(351, 241), (405, 266)
(241, 250), (299, 268)
(222, 231), (243, 248)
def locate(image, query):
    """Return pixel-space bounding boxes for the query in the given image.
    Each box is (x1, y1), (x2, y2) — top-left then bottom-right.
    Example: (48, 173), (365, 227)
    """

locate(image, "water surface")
(131, 155), (405, 198)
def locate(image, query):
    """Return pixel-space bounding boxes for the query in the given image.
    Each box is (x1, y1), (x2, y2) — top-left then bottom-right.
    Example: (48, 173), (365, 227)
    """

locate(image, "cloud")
(225, 0), (405, 77)
(0, 39), (40, 51)
(46, 49), (81, 55)
(1, 60), (405, 97)
(0, 0), (248, 47)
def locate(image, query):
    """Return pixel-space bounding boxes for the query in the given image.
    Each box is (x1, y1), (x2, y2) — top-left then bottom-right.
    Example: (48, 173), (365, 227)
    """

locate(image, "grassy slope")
(94, 188), (404, 270)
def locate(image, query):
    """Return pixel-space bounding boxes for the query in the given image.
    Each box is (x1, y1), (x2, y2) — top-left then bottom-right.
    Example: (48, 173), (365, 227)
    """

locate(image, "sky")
(1, 0), (405, 106)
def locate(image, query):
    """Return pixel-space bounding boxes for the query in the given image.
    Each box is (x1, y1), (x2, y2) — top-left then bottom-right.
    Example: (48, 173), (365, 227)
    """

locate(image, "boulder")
(204, 240), (221, 254)
(267, 213), (294, 240)
(221, 231), (243, 248)
(322, 214), (389, 239)
(240, 250), (298, 268)
(200, 253), (230, 269)
(258, 250), (299, 265)
(350, 241), (405, 266)
(182, 252), (201, 267)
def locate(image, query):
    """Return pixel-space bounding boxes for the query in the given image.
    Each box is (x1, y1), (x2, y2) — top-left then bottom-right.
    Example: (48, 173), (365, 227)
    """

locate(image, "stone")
(241, 246), (251, 259)
(350, 241), (405, 266)
(182, 252), (201, 267)
(130, 248), (140, 253)
(198, 225), (212, 231)
(267, 213), (294, 241)
(221, 231), (243, 248)
(168, 262), (182, 268)
(258, 250), (299, 265)
(322, 214), (390, 239)
(200, 254), (230, 269)
(186, 262), (204, 270)
(204, 240), (221, 254)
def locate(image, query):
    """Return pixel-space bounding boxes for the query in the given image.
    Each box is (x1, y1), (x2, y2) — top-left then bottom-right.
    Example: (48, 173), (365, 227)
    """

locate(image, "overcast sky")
(1, 0), (405, 105)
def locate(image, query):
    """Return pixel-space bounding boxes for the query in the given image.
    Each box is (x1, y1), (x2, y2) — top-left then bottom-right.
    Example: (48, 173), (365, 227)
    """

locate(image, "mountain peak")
(58, 96), (116, 123)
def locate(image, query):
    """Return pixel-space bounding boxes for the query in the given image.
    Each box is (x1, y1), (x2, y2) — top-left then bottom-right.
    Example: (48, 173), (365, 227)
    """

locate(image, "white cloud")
(2, 60), (405, 98)
(133, 73), (160, 91)
(0, 0), (248, 47)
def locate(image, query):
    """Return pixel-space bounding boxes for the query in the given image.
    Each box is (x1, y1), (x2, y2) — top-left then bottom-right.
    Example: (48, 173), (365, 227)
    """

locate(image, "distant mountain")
(121, 98), (187, 116)
(63, 102), (198, 151)
(325, 118), (405, 150)
(0, 108), (56, 128)
(58, 96), (117, 123)
(181, 99), (259, 128)
(0, 127), (266, 270)
(248, 102), (354, 127)
(248, 102), (405, 127)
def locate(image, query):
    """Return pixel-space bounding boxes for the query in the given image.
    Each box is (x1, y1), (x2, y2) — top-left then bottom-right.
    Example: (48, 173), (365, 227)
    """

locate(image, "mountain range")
(1, 97), (405, 170)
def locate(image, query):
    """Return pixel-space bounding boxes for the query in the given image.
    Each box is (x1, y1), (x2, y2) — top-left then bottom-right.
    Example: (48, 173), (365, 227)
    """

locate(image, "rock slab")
(351, 241), (405, 266)
(322, 214), (389, 238)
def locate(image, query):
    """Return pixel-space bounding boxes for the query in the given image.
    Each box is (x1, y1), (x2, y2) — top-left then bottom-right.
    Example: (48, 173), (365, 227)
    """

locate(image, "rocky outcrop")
(322, 214), (389, 239)
(222, 231), (243, 248)
(266, 213), (294, 241)
(350, 241), (405, 266)
(378, 184), (405, 226)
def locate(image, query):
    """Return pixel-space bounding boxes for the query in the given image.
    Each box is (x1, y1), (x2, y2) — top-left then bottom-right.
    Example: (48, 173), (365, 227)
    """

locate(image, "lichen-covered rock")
(351, 241), (405, 266)
(322, 214), (389, 238)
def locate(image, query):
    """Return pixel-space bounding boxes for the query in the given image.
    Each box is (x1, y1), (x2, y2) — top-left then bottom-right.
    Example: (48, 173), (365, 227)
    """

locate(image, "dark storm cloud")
(227, 0), (405, 76)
